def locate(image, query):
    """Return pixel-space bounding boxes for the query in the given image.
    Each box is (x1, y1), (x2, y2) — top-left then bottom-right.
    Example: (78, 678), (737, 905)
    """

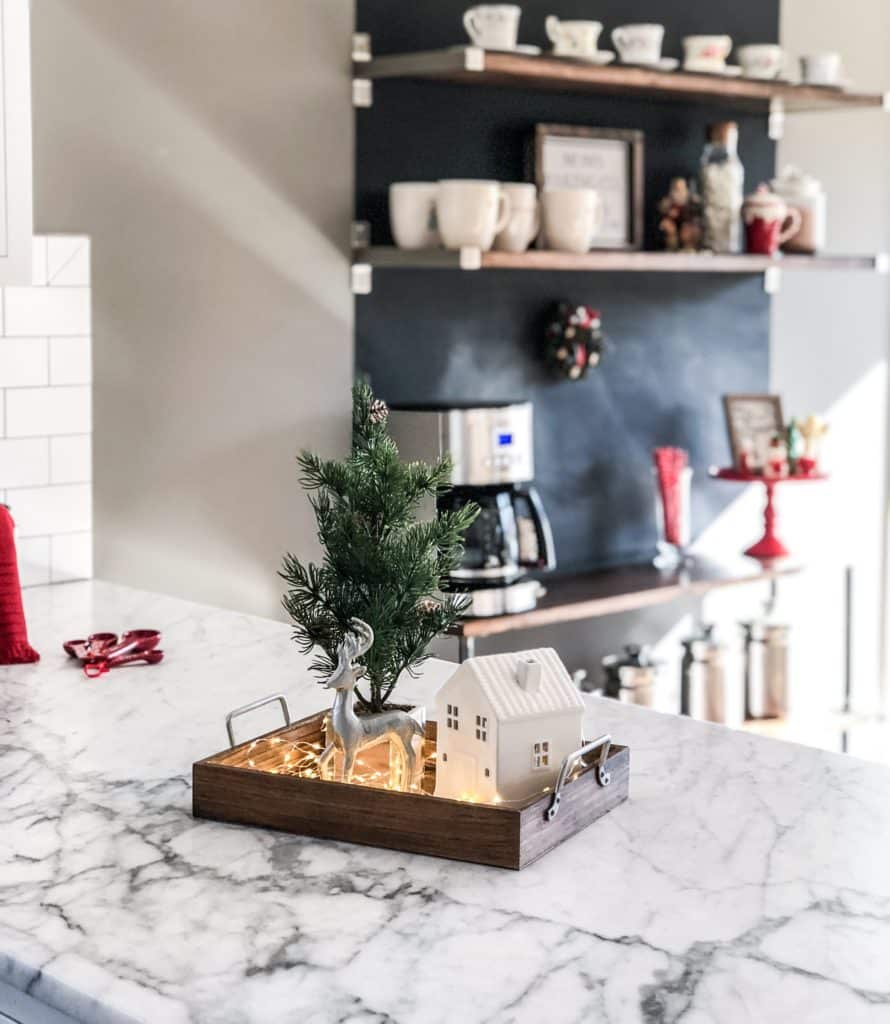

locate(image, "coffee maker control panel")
(389, 402), (534, 487)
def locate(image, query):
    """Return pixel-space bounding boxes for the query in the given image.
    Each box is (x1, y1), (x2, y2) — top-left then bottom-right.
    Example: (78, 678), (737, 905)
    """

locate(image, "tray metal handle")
(545, 733), (612, 822)
(225, 693), (291, 748)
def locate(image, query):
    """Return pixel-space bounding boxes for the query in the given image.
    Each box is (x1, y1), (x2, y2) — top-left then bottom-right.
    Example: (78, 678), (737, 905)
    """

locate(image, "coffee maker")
(389, 402), (556, 617)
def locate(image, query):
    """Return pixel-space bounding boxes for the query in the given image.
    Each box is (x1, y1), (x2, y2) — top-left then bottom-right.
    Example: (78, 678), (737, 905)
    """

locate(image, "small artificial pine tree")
(281, 382), (478, 712)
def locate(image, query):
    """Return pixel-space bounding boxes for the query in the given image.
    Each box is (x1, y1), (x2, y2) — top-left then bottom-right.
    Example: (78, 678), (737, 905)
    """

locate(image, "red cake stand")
(712, 467), (827, 560)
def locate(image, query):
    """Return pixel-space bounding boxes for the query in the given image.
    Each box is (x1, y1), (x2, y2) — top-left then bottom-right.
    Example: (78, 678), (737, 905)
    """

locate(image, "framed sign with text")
(723, 394), (785, 467)
(533, 124), (644, 251)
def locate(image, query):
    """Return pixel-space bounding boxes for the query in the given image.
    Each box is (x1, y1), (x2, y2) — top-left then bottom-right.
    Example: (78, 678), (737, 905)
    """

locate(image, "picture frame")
(722, 394), (785, 468)
(532, 124), (644, 251)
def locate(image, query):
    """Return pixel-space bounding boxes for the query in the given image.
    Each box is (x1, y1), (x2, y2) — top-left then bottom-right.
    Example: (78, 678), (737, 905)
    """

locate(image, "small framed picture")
(533, 124), (644, 250)
(723, 394), (785, 468)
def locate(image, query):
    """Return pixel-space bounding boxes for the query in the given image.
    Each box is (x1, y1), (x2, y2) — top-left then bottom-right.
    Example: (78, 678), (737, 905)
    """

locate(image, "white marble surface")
(2, 581), (890, 1024)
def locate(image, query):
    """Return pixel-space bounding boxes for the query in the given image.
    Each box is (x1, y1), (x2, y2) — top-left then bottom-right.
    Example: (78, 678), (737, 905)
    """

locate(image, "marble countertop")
(2, 581), (890, 1024)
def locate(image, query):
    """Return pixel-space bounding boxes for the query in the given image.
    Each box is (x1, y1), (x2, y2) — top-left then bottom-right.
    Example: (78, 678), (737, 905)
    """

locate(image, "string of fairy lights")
(237, 734), (586, 807)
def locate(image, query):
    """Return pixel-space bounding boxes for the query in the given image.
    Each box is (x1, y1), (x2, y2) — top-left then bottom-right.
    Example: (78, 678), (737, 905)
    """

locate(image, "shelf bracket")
(351, 220), (371, 251)
(459, 246), (483, 270)
(464, 46), (486, 72)
(768, 98), (785, 141)
(353, 78), (373, 108)
(876, 253), (890, 274)
(351, 263), (373, 296)
(763, 266), (782, 295)
(352, 33), (372, 63)
(883, 92), (890, 112)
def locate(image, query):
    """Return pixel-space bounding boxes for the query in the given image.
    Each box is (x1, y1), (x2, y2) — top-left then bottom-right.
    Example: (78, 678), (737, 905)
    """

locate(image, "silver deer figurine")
(318, 619), (424, 791)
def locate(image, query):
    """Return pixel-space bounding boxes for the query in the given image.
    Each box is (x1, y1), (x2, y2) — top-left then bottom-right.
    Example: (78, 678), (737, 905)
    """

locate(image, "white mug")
(463, 4), (521, 51)
(389, 183), (439, 250)
(738, 44), (786, 80)
(800, 52), (842, 86)
(612, 24), (664, 65)
(437, 180), (512, 251)
(683, 34), (732, 72)
(494, 183), (540, 253)
(545, 17), (603, 57)
(543, 188), (602, 253)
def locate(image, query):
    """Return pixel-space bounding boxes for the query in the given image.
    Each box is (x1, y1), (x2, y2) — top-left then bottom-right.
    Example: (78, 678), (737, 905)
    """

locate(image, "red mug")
(743, 185), (803, 256)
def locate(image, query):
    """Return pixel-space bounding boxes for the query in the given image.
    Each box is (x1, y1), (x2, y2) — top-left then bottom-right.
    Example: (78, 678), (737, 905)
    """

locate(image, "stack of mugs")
(390, 180), (603, 255)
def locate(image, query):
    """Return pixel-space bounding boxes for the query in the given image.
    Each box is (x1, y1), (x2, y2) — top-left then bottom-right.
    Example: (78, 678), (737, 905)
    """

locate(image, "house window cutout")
(447, 704), (459, 730)
(441, 752), (447, 762)
(484, 768), (490, 777)
(532, 740), (551, 769)
(475, 715), (488, 742)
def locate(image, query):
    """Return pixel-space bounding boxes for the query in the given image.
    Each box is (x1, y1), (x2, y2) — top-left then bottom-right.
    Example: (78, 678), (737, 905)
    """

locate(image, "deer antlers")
(320, 618), (375, 689)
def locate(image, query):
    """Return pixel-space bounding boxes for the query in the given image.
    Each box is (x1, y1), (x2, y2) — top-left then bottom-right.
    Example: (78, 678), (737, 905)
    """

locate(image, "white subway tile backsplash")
(0, 438), (50, 488)
(0, 337), (49, 387)
(49, 337), (91, 385)
(5, 484), (92, 537)
(6, 386), (91, 437)
(31, 237), (48, 287)
(3, 236), (93, 584)
(51, 531), (93, 582)
(50, 435), (91, 484)
(4, 287), (91, 336)
(17, 536), (51, 588)
(48, 238), (91, 287)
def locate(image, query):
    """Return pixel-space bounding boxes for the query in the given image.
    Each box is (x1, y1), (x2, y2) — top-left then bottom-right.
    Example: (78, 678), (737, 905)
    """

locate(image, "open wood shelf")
(357, 247), (889, 276)
(359, 48), (889, 115)
(450, 557), (801, 640)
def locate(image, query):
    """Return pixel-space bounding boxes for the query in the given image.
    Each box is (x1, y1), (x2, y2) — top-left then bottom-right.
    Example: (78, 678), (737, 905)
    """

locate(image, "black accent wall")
(356, 0), (780, 574)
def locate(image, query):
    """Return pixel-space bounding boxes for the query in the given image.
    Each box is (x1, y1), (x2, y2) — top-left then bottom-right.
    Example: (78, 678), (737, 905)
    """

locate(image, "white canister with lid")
(770, 166), (827, 254)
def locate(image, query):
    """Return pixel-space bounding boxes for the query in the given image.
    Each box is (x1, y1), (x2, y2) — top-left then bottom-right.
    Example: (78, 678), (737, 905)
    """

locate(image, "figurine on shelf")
(543, 302), (604, 380)
(318, 619), (425, 792)
(765, 434), (789, 478)
(786, 418), (804, 475)
(657, 177), (704, 252)
(799, 414), (829, 474)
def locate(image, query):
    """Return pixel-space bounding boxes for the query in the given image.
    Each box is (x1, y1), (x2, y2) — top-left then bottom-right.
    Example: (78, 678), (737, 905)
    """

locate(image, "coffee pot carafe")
(440, 484), (554, 583)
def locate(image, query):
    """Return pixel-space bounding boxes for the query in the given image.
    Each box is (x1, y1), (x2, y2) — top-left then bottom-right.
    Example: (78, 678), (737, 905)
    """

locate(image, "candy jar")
(771, 166), (827, 254)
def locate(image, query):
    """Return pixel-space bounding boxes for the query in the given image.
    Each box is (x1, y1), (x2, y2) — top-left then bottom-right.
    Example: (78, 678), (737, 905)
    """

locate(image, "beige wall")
(772, 0), (890, 714)
(29, 0), (355, 618)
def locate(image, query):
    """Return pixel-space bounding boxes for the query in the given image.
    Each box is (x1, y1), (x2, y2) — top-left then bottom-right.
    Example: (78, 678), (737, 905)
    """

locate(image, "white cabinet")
(0, 0), (32, 284)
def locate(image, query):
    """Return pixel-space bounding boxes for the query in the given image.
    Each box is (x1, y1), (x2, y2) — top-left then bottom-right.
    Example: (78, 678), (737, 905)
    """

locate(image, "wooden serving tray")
(193, 709), (629, 870)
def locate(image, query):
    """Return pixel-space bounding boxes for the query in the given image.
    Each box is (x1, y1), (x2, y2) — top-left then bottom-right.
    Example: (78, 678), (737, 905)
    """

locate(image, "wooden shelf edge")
(454, 560), (802, 639)
(360, 49), (888, 114)
(356, 247), (889, 275)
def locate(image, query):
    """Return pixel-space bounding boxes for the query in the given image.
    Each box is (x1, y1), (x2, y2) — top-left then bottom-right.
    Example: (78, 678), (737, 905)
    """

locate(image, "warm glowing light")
(236, 736), (571, 807)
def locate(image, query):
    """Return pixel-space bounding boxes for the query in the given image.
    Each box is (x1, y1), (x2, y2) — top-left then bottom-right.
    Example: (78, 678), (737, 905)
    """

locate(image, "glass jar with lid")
(700, 121), (745, 254)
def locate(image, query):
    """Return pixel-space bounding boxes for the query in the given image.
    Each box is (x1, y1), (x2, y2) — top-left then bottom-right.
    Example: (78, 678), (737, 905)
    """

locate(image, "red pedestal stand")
(713, 468), (826, 561)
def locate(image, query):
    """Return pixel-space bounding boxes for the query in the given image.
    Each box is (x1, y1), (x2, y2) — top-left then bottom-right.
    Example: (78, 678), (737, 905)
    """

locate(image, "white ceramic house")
(434, 648), (585, 804)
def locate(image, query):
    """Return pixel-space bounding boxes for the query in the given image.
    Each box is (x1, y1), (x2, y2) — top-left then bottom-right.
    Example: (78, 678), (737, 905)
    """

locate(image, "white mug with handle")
(543, 188), (603, 253)
(463, 5), (521, 51)
(545, 16), (604, 57)
(437, 180), (512, 251)
(494, 183), (541, 253)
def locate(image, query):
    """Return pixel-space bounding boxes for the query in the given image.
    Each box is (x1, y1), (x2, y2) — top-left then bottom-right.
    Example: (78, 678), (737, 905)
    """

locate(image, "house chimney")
(517, 658), (542, 693)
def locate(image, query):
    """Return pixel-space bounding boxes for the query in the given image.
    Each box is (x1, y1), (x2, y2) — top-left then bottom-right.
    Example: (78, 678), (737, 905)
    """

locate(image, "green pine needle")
(281, 381), (478, 711)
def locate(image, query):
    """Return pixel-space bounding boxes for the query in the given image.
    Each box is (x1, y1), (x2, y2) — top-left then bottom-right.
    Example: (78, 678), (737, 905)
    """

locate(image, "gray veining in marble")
(2, 581), (890, 1023)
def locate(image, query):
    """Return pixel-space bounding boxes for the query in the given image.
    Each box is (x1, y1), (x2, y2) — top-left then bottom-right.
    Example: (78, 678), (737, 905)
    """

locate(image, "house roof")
(461, 648), (585, 722)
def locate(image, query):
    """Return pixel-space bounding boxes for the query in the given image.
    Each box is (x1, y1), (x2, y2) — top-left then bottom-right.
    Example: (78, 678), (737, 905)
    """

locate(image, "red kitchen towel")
(0, 505), (39, 664)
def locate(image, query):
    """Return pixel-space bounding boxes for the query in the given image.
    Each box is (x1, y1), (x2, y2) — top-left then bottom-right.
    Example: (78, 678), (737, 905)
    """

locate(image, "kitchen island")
(2, 581), (890, 1024)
